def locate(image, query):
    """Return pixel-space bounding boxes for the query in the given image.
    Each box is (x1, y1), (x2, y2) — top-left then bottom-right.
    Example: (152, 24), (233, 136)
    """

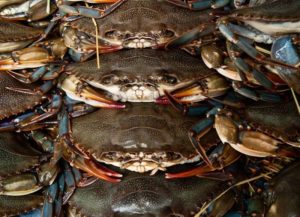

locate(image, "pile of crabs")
(0, 0), (300, 216)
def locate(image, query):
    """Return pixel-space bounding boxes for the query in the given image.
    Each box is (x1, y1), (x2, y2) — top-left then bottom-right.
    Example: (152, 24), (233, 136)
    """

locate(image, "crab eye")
(101, 75), (118, 84)
(163, 75), (178, 84)
(105, 30), (118, 38)
(163, 29), (175, 38)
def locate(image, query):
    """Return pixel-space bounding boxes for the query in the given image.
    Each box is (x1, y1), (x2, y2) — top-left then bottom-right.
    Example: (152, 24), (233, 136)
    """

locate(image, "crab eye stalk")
(163, 29), (175, 38)
(101, 75), (118, 84)
(105, 30), (118, 38)
(163, 75), (178, 84)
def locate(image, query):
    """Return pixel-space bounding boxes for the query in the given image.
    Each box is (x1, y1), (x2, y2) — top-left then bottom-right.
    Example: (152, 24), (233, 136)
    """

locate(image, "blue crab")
(59, 0), (216, 58)
(57, 102), (241, 182)
(67, 167), (234, 217)
(60, 49), (229, 108)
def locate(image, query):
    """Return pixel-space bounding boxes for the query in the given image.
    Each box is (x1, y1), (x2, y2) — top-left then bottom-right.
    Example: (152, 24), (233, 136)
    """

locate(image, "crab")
(214, 101), (300, 157)
(265, 161), (300, 217)
(56, 102), (242, 182)
(0, 132), (59, 196)
(0, 20), (44, 53)
(60, 49), (229, 108)
(0, 71), (62, 131)
(214, 0), (300, 91)
(0, 0), (57, 21)
(67, 167), (233, 217)
(59, 0), (216, 57)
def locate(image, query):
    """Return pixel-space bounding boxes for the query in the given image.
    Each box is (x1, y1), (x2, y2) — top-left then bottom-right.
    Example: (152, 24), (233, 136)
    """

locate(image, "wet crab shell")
(67, 168), (229, 217)
(62, 49), (224, 103)
(0, 71), (43, 120)
(0, 132), (41, 178)
(61, 0), (214, 50)
(0, 194), (43, 217)
(69, 103), (216, 173)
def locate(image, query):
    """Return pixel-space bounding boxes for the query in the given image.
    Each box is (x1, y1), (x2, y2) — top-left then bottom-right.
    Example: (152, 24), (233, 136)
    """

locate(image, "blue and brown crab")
(67, 167), (234, 217)
(0, 132), (59, 196)
(57, 102), (241, 182)
(59, 0), (216, 58)
(60, 49), (229, 108)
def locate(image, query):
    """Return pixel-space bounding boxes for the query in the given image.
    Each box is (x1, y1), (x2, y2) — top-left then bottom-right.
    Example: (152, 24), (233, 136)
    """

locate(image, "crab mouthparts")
(123, 37), (156, 48)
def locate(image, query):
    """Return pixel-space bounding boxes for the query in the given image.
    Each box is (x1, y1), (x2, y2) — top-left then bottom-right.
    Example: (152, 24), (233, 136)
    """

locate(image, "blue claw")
(42, 182), (58, 217)
(232, 82), (282, 102)
(271, 36), (300, 93)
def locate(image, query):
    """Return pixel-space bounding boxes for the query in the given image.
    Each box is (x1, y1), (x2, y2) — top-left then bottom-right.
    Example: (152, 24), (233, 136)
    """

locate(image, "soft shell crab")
(60, 49), (229, 107)
(67, 168), (233, 217)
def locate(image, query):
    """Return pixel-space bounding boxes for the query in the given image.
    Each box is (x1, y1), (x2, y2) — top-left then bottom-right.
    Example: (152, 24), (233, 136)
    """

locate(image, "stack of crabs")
(0, 0), (300, 216)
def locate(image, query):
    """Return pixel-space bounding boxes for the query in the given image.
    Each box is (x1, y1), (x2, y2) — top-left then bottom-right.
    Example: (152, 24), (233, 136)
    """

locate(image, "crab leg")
(58, 106), (123, 183)
(166, 23), (216, 48)
(218, 21), (299, 70)
(59, 0), (126, 18)
(158, 74), (229, 104)
(166, 0), (230, 10)
(214, 112), (300, 157)
(270, 36), (300, 93)
(0, 93), (61, 132)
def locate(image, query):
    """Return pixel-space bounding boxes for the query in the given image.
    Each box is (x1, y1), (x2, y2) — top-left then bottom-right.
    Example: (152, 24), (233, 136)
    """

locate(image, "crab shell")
(0, 71), (44, 120)
(67, 168), (230, 217)
(61, 0), (214, 50)
(0, 194), (43, 217)
(62, 49), (227, 103)
(69, 103), (213, 173)
(266, 161), (300, 217)
(0, 20), (43, 53)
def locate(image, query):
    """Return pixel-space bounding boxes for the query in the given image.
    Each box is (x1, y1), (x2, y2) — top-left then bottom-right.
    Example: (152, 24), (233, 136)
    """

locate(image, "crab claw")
(159, 75), (229, 104)
(166, 144), (240, 180)
(165, 163), (231, 180)
(60, 75), (125, 109)
(214, 113), (300, 158)
(0, 47), (55, 70)
(162, 90), (211, 116)
(68, 153), (122, 183)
